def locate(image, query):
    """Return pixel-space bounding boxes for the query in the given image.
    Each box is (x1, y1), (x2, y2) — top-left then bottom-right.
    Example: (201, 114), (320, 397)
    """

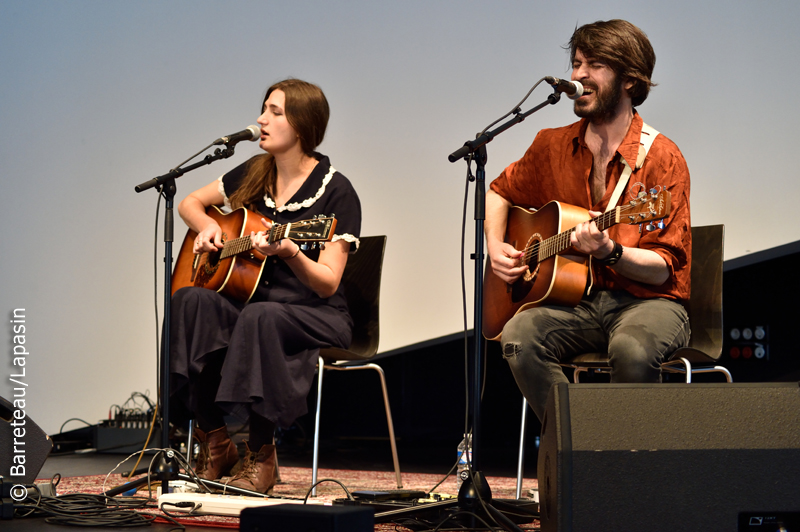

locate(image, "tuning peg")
(319, 243), (326, 250)
(646, 223), (656, 231)
(300, 243), (309, 251)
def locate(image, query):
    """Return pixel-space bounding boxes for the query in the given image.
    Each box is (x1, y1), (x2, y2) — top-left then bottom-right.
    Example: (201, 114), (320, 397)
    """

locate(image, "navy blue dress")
(170, 153), (362, 428)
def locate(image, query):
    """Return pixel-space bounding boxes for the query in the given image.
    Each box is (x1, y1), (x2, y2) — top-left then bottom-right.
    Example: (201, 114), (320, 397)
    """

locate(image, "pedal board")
(333, 492), (457, 524)
(335, 496), (539, 527)
(157, 491), (327, 517)
(351, 489), (428, 501)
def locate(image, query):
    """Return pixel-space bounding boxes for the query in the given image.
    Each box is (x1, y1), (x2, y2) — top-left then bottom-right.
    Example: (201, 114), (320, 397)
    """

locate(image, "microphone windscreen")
(568, 80), (584, 100)
(246, 124), (260, 141)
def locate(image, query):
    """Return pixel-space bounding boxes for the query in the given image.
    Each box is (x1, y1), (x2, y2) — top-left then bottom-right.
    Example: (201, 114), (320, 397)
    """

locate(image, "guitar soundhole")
(509, 234), (540, 303)
(197, 231), (226, 281)
(522, 234), (541, 283)
(203, 251), (221, 273)
(190, 250), (219, 288)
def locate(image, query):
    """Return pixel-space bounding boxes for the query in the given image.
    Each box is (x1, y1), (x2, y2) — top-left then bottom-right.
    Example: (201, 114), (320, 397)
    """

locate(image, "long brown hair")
(229, 79), (330, 210)
(568, 20), (656, 107)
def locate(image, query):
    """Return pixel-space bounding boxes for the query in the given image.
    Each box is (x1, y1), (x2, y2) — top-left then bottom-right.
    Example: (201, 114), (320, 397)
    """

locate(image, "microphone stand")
(446, 90), (562, 530)
(327, 82), (562, 527)
(373, 90), (563, 528)
(126, 143), (240, 496)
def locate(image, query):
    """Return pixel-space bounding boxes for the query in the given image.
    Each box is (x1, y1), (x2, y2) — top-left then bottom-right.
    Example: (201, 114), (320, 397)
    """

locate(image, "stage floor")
(5, 440), (539, 531)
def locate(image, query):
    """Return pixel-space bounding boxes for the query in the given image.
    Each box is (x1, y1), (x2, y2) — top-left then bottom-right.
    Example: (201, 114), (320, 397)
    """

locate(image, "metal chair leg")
(709, 366), (733, 382)
(662, 357), (733, 383)
(516, 396), (528, 499)
(186, 421), (194, 463)
(324, 362), (403, 489)
(661, 357), (694, 382)
(312, 356), (325, 497)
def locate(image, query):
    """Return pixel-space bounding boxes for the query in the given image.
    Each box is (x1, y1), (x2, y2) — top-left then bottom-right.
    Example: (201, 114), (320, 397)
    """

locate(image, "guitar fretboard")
(220, 235), (253, 259)
(522, 198), (661, 264)
(218, 223), (291, 260)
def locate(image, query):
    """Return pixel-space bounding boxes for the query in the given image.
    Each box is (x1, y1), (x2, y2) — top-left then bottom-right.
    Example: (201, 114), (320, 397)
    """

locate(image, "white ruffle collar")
(217, 162), (358, 249)
(264, 164), (336, 212)
(218, 163), (336, 213)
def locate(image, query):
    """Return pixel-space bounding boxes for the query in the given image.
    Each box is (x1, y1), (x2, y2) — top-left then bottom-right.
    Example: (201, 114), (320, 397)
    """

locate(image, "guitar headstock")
(620, 189), (671, 226)
(281, 215), (338, 243)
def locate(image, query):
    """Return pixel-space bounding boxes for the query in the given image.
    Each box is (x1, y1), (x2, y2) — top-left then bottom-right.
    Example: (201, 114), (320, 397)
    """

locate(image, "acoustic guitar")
(482, 189), (671, 340)
(172, 205), (337, 304)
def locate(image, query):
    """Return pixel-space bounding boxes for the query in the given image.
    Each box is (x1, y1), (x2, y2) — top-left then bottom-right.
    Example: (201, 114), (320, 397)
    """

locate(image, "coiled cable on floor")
(13, 492), (185, 530)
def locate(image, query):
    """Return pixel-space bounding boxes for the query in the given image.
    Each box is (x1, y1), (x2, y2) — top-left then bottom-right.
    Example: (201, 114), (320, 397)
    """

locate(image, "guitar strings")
(519, 201), (655, 264)
(202, 217), (330, 261)
(220, 225), (286, 259)
(216, 220), (317, 259)
(217, 223), (288, 259)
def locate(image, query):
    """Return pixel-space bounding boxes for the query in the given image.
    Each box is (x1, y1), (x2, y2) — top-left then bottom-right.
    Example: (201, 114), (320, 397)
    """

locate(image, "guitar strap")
(586, 122), (660, 296)
(605, 122), (660, 212)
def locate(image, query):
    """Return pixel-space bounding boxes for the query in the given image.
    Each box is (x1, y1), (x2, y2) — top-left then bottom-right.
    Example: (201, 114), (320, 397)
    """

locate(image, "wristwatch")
(597, 239), (623, 266)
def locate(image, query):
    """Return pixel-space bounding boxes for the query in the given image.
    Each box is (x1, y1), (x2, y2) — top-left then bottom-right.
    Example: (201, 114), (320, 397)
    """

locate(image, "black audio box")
(240, 503), (374, 532)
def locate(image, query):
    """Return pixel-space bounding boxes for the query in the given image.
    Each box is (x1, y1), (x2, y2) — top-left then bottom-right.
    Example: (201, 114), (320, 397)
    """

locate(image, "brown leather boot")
(193, 426), (239, 481)
(226, 441), (276, 494)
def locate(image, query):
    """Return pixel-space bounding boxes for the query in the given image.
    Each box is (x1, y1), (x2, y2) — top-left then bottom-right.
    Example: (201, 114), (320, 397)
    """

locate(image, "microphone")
(212, 125), (261, 146)
(544, 76), (584, 100)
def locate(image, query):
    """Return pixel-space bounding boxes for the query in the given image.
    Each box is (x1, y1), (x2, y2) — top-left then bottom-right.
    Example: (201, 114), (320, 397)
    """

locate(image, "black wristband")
(597, 239), (623, 265)
(282, 245), (301, 261)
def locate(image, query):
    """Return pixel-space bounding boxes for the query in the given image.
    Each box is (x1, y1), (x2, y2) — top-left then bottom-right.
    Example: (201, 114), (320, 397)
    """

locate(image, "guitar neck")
(218, 222), (293, 260)
(593, 210), (619, 233)
(268, 222), (294, 243)
(220, 235), (255, 260)
(534, 188), (669, 261)
(537, 210), (620, 261)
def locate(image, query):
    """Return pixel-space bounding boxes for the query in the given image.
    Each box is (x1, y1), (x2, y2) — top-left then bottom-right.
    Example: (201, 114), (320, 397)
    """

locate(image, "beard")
(573, 76), (624, 123)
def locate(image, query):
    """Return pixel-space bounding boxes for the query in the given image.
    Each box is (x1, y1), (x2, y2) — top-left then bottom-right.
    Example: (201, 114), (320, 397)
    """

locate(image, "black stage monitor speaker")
(538, 382), (800, 532)
(0, 395), (53, 485)
(240, 503), (374, 532)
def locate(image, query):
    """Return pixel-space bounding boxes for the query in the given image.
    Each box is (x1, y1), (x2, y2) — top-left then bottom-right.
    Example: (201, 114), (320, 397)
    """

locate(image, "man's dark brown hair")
(569, 19), (656, 107)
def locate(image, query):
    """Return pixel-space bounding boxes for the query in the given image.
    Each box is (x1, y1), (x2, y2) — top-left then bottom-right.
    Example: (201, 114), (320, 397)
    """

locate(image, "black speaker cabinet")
(240, 503), (374, 532)
(538, 382), (800, 532)
(0, 395), (53, 484)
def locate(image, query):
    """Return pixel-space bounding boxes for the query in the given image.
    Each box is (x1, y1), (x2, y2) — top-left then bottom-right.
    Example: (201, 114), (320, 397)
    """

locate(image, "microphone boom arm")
(134, 144), (238, 193)
(448, 91), (561, 163)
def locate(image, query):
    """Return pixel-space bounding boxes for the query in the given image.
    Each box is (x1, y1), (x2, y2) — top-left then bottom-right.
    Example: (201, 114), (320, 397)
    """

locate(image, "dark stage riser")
(538, 382), (800, 532)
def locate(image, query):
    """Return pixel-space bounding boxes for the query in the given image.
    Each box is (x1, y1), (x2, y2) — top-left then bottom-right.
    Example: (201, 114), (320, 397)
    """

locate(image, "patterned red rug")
(40, 467), (539, 530)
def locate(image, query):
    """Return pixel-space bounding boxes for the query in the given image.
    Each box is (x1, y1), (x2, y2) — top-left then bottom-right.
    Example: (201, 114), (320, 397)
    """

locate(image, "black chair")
(311, 235), (402, 495)
(514, 225), (729, 498)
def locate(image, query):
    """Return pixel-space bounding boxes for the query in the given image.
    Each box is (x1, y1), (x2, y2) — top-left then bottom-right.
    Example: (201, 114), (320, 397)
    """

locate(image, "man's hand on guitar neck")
(572, 210), (671, 285)
(570, 210), (615, 260)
